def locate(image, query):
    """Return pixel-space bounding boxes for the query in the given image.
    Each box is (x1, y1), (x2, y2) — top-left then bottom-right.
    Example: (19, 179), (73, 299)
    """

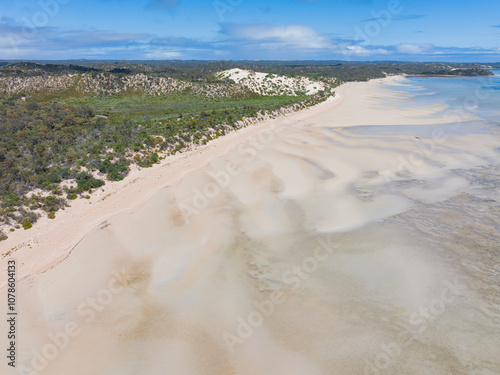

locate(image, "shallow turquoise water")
(395, 73), (500, 124)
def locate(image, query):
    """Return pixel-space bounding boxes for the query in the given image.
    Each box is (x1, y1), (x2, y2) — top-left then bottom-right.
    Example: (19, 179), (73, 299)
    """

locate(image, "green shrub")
(98, 158), (129, 181)
(48, 211), (56, 219)
(21, 219), (32, 230)
(43, 195), (66, 212)
(76, 172), (105, 191)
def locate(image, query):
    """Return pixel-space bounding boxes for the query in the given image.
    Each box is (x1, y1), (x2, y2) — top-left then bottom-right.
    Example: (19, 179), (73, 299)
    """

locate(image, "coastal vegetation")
(0, 60), (493, 81)
(0, 60), (493, 240)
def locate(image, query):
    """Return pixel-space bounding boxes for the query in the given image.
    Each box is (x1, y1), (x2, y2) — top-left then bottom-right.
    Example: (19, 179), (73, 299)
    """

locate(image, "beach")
(1, 75), (499, 375)
(0, 76), (478, 283)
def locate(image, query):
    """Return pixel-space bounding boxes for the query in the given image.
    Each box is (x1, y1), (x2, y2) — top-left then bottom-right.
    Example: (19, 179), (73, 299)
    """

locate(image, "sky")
(0, 0), (499, 62)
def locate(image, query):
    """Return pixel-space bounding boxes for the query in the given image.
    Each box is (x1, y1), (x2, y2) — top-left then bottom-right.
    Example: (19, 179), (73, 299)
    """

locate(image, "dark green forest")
(0, 60), (494, 81)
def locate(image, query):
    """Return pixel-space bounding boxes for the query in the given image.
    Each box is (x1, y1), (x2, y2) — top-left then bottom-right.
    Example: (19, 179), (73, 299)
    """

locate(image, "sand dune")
(217, 68), (330, 96)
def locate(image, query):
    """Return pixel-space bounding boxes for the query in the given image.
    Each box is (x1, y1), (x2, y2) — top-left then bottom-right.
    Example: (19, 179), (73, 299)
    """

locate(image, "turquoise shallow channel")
(398, 69), (500, 123)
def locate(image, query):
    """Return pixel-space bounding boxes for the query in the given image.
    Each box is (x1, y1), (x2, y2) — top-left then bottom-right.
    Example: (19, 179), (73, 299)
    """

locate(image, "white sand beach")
(0, 76), (479, 283)
(1, 76), (499, 375)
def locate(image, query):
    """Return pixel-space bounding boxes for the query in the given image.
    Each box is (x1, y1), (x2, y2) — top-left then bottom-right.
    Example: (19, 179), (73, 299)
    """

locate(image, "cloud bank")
(0, 16), (498, 62)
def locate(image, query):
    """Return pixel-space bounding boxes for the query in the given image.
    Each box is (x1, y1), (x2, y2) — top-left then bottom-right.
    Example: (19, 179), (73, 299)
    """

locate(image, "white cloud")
(396, 43), (432, 54)
(221, 24), (330, 49)
(220, 23), (394, 58)
(145, 50), (182, 59)
(343, 45), (390, 56)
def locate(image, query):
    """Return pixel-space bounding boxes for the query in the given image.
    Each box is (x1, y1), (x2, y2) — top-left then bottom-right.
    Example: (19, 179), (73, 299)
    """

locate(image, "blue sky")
(0, 0), (499, 62)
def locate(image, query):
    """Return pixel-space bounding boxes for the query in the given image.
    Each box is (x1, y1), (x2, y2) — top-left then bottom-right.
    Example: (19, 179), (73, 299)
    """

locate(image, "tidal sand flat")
(2, 76), (500, 374)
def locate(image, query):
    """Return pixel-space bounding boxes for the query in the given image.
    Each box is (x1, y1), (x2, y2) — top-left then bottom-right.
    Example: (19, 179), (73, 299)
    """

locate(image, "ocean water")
(394, 70), (500, 123)
(6, 76), (500, 375)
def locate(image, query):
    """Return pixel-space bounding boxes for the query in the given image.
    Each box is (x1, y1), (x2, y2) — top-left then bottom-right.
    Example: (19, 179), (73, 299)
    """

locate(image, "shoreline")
(0, 78), (353, 287)
(0, 73), (479, 288)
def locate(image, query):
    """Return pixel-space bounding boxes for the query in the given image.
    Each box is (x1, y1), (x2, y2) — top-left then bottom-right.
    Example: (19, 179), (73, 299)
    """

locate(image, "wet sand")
(1, 76), (500, 375)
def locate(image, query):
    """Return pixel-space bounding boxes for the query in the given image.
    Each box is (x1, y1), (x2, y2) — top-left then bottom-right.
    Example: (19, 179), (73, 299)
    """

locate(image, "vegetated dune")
(0, 73), (249, 98)
(217, 68), (332, 96)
